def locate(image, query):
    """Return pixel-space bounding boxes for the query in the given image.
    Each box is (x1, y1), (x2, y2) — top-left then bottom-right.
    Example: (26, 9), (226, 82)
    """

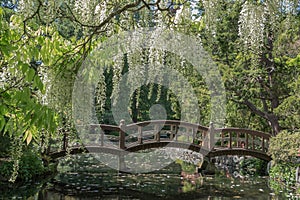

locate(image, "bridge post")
(100, 128), (104, 146)
(208, 122), (215, 150)
(192, 128), (195, 144)
(62, 132), (68, 151)
(170, 125), (174, 140)
(138, 126), (143, 144)
(154, 124), (160, 142)
(245, 134), (249, 149)
(119, 120), (126, 150)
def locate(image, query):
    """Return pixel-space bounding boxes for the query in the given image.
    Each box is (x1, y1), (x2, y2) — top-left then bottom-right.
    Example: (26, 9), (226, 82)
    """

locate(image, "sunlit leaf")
(26, 130), (33, 145)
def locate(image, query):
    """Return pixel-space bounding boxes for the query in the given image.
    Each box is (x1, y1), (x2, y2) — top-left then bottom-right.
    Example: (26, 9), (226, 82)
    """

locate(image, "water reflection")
(0, 152), (296, 199)
(33, 172), (276, 200)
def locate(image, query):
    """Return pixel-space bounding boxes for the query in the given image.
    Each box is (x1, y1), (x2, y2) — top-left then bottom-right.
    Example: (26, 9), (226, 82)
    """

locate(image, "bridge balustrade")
(123, 120), (208, 148)
(51, 120), (272, 161)
(215, 128), (271, 153)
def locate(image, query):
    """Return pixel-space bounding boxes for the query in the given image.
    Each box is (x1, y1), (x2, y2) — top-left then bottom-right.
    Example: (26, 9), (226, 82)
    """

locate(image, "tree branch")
(231, 98), (268, 120)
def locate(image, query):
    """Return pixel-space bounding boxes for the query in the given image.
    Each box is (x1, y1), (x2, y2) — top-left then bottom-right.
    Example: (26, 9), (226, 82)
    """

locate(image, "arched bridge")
(50, 120), (272, 162)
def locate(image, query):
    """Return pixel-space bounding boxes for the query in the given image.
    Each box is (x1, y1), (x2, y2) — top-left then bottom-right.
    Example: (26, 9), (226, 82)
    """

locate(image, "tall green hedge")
(268, 131), (300, 196)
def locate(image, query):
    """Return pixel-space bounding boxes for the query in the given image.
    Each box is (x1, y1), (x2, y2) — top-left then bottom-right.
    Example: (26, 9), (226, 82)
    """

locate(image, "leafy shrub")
(0, 161), (13, 180)
(0, 148), (46, 182)
(268, 130), (300, 163)
(17, 149), (45, 181)
(240, 157), (268, 176)
(0, 134), (11, 158)
(268, 130), (300, 195)
(176, 159), (196, 173)
(269, 163), (297, 187)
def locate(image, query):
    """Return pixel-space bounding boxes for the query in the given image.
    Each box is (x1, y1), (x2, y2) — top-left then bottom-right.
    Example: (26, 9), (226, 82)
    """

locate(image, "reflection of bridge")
(50, 120), (272, 162)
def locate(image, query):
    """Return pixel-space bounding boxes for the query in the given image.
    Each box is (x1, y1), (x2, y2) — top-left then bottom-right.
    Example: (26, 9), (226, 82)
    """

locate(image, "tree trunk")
(266, 113), (281, 136)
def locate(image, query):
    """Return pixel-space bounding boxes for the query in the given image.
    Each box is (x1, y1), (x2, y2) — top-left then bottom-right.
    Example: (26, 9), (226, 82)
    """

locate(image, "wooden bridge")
(50, 120), (272, 162)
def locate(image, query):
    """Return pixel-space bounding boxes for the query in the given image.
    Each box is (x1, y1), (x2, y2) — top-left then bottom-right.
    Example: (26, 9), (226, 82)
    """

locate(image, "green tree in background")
(198, 0), (300, 135)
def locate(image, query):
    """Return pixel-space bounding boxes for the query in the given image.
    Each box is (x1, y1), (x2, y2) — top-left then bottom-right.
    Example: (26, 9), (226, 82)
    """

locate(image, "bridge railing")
(74, 121), (271, 154)
(123, 120), (209, 148)
(76, 124), (120, 147)
(214, 128), (271, 152)
(75, 120), (210, 150)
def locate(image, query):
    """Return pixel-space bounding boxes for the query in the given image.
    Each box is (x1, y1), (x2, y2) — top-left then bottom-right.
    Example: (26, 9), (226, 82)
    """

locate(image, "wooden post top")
(119, 119), (125, 127)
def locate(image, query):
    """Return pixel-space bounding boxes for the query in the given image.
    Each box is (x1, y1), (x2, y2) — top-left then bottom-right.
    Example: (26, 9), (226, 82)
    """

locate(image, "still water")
(0, 152), (297, 199)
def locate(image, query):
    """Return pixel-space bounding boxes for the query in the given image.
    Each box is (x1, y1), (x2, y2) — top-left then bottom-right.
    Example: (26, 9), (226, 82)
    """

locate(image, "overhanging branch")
(231, 98), (268, 120)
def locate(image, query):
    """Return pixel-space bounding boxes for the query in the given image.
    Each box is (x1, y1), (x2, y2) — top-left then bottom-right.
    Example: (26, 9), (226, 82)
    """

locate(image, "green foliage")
(269, 162), (298, 196)
(268, 130), (300, 163)
(0, 148), (47, 182)
(268, 130), (300, 195)
(240, 157), (268, 176)
(0, 133), (11, 157)
(198, 0), (300, 134)
(0, 161), (13, 180)
(275, 55), (300, 130)
(0, 7), (60, 144)
(17, 149), (45, 181)
(176, 159), (196, 174)
(0, 0), (299, 184)
(0, 6), (64, 182)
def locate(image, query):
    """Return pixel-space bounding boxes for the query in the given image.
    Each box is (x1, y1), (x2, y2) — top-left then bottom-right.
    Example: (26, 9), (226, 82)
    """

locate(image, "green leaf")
(4, 118), (13, 136)
(30, 113), (39, 126)
(0, 104), (8, 115)
(0, 116), (5, 132)
(21, 63), (29, 74)
(33, 76), (44, 93)
(23, 87), (31, 98)
(26, 68), (36, 83)
(1, 46), (10, 56)
(10, 15), (22, 26)
(26, 131), (33, 145)
(37, 36), (44, 44)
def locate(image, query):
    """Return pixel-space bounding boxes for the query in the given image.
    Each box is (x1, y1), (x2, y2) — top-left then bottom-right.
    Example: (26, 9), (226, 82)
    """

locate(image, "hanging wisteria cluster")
(238, 1), (268, 53)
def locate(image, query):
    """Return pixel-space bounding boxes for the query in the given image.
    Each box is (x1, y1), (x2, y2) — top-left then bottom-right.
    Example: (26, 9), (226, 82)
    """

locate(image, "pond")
(0, 150), (297, 199)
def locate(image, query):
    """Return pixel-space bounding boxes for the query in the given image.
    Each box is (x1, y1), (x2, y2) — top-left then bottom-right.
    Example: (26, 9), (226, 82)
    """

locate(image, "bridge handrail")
(125, 120), (209, 131)
(216, 128), (271, 139)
